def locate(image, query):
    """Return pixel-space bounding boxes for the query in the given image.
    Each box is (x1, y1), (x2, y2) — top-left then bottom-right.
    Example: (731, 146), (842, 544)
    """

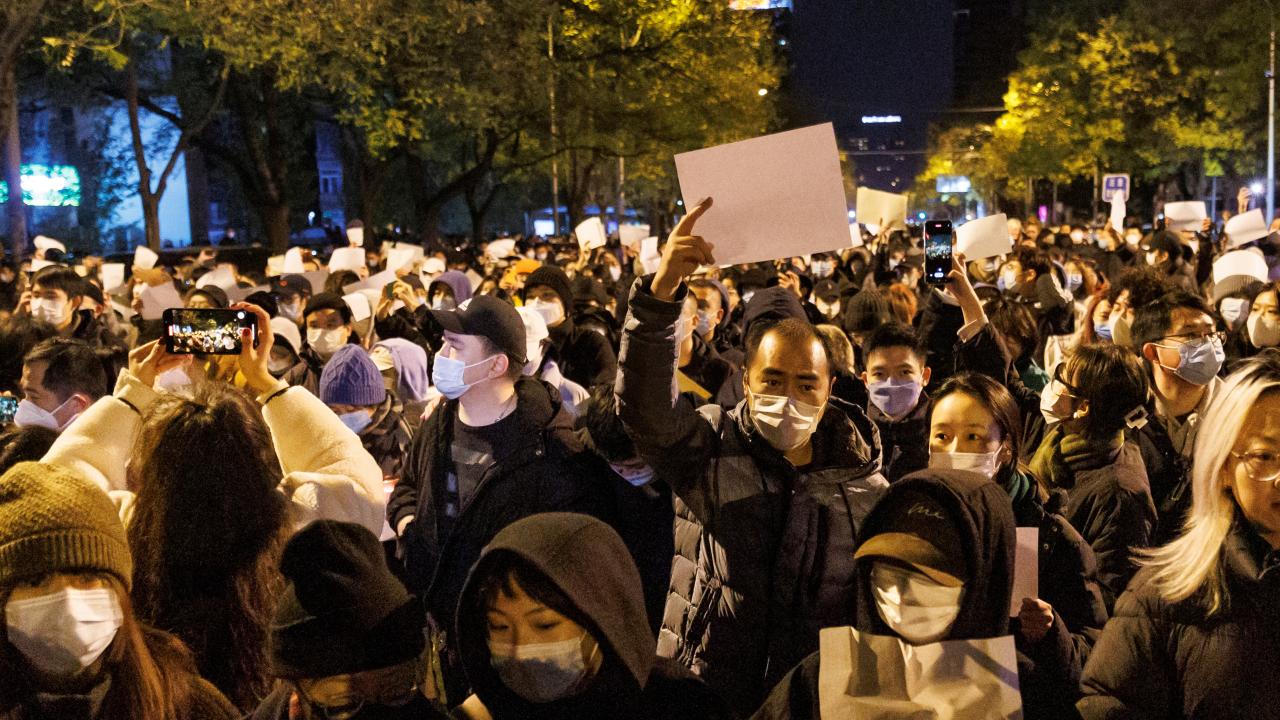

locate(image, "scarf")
(1029, 424), (1124, 491)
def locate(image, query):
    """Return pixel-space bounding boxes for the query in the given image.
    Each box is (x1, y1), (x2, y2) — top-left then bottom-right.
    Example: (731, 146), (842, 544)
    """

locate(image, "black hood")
(741, 285), (806, 338)
(455, 513), (653, 718)
(854, 469), (1016, 641)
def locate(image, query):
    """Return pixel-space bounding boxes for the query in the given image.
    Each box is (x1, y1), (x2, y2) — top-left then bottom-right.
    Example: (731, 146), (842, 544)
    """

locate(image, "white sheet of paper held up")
(675, 123), (851, 266)
(855, 187), (909, 232)
(1010, 527), (1040, 616)
(955, 214), (1012, 261)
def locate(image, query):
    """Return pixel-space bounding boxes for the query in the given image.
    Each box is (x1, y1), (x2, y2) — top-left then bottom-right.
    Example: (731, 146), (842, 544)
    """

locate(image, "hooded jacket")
(388, 377), (613, 704)
(713, 285), (808, 409)
(751, 469), (1017, 720)
(618, 278), (889, 717)
(524, 268), (619, 390)
(454, 513), (730, 720)
(431, 271), (474, 304)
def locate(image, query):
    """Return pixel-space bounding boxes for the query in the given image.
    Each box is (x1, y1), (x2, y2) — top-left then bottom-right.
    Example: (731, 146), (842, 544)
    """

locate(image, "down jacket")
(617, 278), (888, 717)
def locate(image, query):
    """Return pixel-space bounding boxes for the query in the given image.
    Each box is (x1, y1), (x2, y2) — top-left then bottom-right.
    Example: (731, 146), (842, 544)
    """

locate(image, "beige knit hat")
(0, 462), (132, 590)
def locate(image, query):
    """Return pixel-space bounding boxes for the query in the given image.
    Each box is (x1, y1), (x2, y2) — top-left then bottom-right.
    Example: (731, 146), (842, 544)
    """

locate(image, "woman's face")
(1226, 391), (1280, 549)
(486, 577), (588, 648)
(930, 391), (1005, 457)
(1250, 289), (1279, 324)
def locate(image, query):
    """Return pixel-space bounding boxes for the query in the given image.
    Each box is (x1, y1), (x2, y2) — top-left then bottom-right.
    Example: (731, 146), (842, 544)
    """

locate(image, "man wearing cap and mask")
(387, 295), (611, 705)
(617, 198), (888, 716)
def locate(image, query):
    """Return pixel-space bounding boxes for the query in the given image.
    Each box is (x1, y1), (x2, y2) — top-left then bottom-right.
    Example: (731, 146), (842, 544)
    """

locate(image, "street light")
(757, 88), (769, 96)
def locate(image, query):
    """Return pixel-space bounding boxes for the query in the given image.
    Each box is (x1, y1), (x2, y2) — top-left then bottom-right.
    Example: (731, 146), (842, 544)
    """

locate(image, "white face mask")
(30, 297), (70, 326)
(748, 389), (825, 453)
(1248, 311), (1280, 348)
(6, 587), (123, 678)
(278, 300), (302, 321)
(928, 447), (1002, 479)
(268, 355), (295, 375)
(871, 562), (963, 645)
(607, 265), (622, 282)
(308, 327), (348, 357)
(14, 396), (77, 432)
(1220, 297), (1250, 329)
(526, 298), (565, 328)
(1039, 378), (1079, 424)
(489, 634), (597, 703)
(1124, 232), (1142, 246)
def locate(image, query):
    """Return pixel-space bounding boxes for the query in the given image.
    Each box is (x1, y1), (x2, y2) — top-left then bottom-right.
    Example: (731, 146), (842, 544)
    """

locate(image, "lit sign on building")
(0, 164), (82, 207)
(861, 115), (902, 124)
(936, 175), (972, 193)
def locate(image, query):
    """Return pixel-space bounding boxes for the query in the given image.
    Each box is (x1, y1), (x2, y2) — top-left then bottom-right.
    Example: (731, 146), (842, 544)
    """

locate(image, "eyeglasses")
(1161, 330), (1227, 347)
(1230, 450), (1280, 483)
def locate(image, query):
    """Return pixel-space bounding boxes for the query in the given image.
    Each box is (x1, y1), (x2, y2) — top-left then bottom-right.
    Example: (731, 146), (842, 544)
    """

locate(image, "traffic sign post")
(1102, 173), (1130, 203)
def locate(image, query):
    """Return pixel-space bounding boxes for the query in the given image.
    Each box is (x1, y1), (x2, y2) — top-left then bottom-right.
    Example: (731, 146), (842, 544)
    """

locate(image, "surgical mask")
(748, 390), (825, 453)
(1094, 319), (1113, 342)
(695, 311), (713, 338)
(338, 409), (374, 434)
(1065, 273), (1083, 293)
(525, 298), (565, 328)
(308, 327), (348, 357)
(871, 563), (963, 645)
(816, 299), (840, 320)
(609, 461), (655, 487)
(999, 270), (1018, 291)
(1158, 335), (1224, 386)
(868, 378), (922, 420)
(1248, 312), (1280, 348)
(607, 265), (622, 282)
(269, 355), (294, 375)
(14, 397), (76, 431)
(811, 260), (834, 278)
(30, 298), (70, 326)
(278, 300), (302, 322)
(1109, 313), (1133, 347)
(1145, 250), (1160, 266)
(1220, 298), (1250, 329)
(489, 634), (596, 704)
(1039, 379), (1078, 424)
(6, 587), (123, 678)
(431, 295), (456, 311)
(431, 354), (496, 400)
(928, 448), (1001, 479)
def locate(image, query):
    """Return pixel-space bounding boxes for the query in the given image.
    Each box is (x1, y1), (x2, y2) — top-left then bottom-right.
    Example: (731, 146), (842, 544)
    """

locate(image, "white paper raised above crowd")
(133, 244), (159, 270)
(854, 187), (909, 232)
(675, 123), (850, 267)
(1163, 200), (1207, 232)
(955, 213), (1012, 260)
(575, 217), (607, 252)
(1226, 208), (1269, 247)
(619, 224), (651, 249)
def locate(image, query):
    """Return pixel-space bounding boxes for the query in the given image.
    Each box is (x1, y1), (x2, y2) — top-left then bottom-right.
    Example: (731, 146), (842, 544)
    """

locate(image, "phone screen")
(163, 309), (256, 355)
(0, 396), (17, 425)
(924, 221), (953, 285)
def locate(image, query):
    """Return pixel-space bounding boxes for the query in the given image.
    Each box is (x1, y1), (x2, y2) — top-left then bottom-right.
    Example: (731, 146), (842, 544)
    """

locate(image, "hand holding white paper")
(1226, 209), (1269, 247)
(133, 245), (159, 270)
(619, 224), (651, 249)
(328, 247), (367, 273)
(675, 123), (850, 266)
(195, 265), (238, 291)
(848, 224), (865, 248)
(575, 218), (607, 251)
(955, 214), (1012, 261)
(343, 269), (398, 295)
(342, 292), (373, 323)
(386, 247), (418, 274)
(139, 283), (183, 321)
(818, 627), (1022, 720)
(855, 188), (910, 232)
(1164, 201), (1207, 232)
(1010, 527), (1039, 616)
(100, 263), (126, 293)
(283, 247), (305, 274)
(639, 237), (662, 275)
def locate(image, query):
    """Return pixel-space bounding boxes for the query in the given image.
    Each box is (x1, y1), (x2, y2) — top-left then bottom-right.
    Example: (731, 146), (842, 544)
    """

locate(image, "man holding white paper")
(618, 197), (888, 715)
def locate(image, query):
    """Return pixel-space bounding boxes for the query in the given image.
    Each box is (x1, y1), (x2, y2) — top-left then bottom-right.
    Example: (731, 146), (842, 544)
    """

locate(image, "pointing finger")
(673, 197), (714, 238)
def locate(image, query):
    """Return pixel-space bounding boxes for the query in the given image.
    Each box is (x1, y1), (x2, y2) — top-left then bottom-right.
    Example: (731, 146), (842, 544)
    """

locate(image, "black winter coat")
(867, 389), (930, 483)
(547, 316), (617, 389)
(388, 377), (613, 704)
(1079, 521), (1280, 719)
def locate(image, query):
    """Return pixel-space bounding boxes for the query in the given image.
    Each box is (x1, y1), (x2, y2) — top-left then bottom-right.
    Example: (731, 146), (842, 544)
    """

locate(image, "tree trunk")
(1, 62), (25, 260)
(124, 59), (163, 251)
(141, 194), (161, 250)
(261, 201), (290, 253)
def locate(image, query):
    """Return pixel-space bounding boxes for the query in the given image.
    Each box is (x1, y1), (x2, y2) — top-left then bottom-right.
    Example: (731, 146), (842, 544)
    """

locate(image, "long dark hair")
(126, 383), (287, 710)
(0, 576), (198, 720)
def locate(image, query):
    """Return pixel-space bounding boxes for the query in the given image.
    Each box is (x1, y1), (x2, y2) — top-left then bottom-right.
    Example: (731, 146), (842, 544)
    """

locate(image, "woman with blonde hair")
(1078, 350), (1280, 719)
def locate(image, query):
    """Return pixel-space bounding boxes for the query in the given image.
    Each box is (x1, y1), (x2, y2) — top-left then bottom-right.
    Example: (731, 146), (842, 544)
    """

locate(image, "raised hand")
(651, 197), (715, 301)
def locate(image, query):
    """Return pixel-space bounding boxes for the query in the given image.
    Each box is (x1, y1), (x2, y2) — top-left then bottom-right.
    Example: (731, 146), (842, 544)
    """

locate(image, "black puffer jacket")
(453, 513), (731, 720)
(1078, 520), (1280, 719)
(618, 278), (889, 717)
(751, 469), (1017, 720)
(388, 377), (613, 704)
(867, 388), (930, 483)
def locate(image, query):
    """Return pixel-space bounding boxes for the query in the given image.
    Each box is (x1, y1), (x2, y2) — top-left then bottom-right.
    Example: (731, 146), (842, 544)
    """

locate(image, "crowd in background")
(0, 186), (1277, 719)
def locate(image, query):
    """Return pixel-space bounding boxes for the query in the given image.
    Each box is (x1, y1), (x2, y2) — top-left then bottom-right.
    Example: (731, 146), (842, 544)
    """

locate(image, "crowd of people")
(0, 186), (1277, 719)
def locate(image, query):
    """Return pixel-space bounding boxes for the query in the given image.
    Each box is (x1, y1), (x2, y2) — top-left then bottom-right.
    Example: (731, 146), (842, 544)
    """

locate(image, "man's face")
(20, 361), (82, 425)
(1145, 307), (1216, 377)
(864, 346), (931, 386)
(440, 331), (504, 385)
(307, 308), (348, 331)
(744, 330), (832, 407)
(30, 283), (79, 328)
(689, 286), (724, 333)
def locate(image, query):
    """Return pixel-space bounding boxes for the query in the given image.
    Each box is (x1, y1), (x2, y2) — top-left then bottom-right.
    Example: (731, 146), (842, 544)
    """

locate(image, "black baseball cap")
(854, 489), (966, 587)
(429, 295), (527, 365)
(274, 274), (312, 298)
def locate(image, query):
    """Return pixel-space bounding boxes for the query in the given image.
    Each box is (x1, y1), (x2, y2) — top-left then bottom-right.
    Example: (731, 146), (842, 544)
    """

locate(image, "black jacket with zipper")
(387, 377), (613, 704)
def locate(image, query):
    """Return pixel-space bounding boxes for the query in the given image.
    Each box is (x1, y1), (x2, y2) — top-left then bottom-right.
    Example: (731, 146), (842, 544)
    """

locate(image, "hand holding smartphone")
(924, 220), (954, 286)
(163, 308), (257, 355)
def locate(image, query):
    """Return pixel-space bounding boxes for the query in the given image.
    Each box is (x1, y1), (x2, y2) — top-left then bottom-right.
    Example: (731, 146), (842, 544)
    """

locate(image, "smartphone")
(163, 308), (257, 355)
(924, 220), (954, 286)
(383, 281), (399, 301)
(0, 396), (17, 424)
